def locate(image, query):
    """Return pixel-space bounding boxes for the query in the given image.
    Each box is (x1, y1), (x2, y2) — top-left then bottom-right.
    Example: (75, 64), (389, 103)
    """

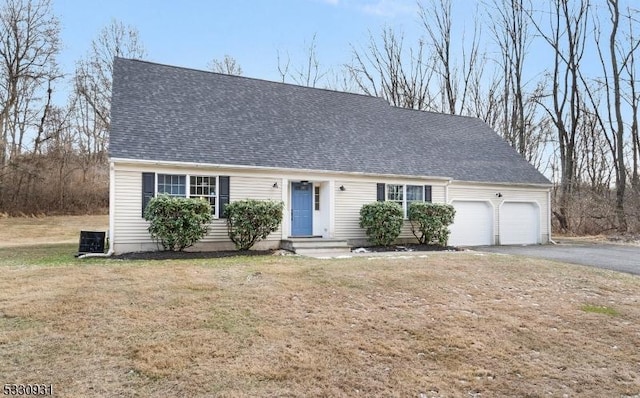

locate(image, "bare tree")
(277, 34), (329, 88)
(0, 0), (60, 211)
(575, 104), (612, 192)
(627, 55), (639, 192)
(418, 0), (483, 115)
(607, 0), (628, 232)
(346, 27), (435, 110)
(528, 0), (590, 232)
(488, 0), (543, 159)
(208, 55), (243, 75)
(0, 0), (59, 165)
(73, 19), (146, 162)
(620, 6), (640, 192)
(466, 67), (502, 128)
(581, 0), (640, 233)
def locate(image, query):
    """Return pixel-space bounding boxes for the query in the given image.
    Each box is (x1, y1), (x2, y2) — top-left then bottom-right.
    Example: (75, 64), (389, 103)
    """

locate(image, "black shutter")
(376, 183), (385, 201)
(425, 185), (432, 202)
(219, 176), (230, 218)
(142, 172), (155, 217)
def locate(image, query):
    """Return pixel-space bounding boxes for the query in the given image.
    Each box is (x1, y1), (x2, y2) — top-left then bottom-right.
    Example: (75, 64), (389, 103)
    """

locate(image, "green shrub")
(408, 202), (456, 246)
(359, 201), (404, 246)
(225, 199), (284, 251)
(143, 195), (213, 251)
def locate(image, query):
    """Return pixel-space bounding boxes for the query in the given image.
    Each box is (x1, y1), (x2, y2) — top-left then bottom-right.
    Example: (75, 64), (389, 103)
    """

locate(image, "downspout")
(328, 179), (336, 239)
(444, 178), (451, 203)
(79, 161), (116, 258)
(548, 188), (556, 244)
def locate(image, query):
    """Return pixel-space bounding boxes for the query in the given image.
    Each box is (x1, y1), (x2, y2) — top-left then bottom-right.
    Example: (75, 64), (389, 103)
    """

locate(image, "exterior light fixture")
(273, 182), (278, 188)
(340, 185), (346, 191)
(496, 192), (503, 198)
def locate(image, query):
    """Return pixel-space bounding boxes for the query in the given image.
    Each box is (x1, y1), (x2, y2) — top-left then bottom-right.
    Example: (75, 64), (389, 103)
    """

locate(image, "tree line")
(277, 0), (640, 235)
(1, 0), (638, 236)
(0, 0), (144, 215)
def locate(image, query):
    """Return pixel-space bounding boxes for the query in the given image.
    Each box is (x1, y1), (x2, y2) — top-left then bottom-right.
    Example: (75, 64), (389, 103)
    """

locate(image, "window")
(314, 186), (320, 211)
(155, 174), (217, 215)
(190, 176), (217, 210)
(386, 184), (428, 217)
(406, 185), (424, 208)
(157, 174), (186, 196)
(386, 184), (404, 208)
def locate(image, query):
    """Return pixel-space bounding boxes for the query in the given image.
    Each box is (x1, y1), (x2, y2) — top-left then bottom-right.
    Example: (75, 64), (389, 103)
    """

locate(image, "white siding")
(333, 179), (448, 243)
(112, 165), (284, 253)
(111, 160), (549, 251)
(334, 180), (373, 240)
(448, 183), (550, 245)
(229, 175), (283, 241)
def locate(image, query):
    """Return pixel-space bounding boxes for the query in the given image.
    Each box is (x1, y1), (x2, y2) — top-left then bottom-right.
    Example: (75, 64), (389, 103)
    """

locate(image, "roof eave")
(450, 178), (553, 189)
(109, 157), (454, 182)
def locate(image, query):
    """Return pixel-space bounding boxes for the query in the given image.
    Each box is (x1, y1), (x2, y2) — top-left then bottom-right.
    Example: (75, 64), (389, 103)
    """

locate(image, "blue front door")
(291, 182), (313, 236)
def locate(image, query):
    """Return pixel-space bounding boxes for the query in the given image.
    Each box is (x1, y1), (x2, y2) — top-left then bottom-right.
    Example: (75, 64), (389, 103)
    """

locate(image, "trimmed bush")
(359, 201), (404, 246)
(225, 199), (284, 251)
(143, 195), (213, 251)
(408, 202), (456, 246)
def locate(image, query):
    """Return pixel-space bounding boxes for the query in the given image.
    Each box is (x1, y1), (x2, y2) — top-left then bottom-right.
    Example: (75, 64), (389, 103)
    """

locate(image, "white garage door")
(500, 202), (539, 245)
(449, 201), (493, 246)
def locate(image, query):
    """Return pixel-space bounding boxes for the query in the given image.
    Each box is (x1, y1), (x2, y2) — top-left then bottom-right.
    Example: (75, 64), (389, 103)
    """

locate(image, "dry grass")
(0, 215), (108, 248)
(1, 245), (639, 397)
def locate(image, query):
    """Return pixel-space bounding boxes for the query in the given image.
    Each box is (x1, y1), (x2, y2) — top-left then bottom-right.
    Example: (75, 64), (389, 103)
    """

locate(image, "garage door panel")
(500, 202), (539, 245)
(449, 201), (493, 246)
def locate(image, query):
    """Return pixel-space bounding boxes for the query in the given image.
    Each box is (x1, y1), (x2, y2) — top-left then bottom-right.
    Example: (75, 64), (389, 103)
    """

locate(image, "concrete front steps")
(281, 238), (351, 258)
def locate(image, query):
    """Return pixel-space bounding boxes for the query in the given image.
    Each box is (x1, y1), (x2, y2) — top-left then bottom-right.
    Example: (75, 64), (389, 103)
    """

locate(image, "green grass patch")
(0, 314), (41, 331)
(205, 307), (259, 340)
(0, 243), (284, 268)
(0, 243), (82, 267)
(581, 304), (620, 317)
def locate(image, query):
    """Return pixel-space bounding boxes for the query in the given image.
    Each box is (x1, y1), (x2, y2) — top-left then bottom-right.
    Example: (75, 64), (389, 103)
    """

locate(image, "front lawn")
(1, 244), (639, 396)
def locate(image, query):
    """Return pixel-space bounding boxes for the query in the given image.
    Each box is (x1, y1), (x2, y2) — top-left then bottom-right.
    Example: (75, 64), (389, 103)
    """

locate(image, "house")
(108, 58), (552, 254)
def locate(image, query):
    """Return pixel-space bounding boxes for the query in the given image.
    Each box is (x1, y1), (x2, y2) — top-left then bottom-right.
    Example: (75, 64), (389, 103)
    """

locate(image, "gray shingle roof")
(110, 58), (551, 185)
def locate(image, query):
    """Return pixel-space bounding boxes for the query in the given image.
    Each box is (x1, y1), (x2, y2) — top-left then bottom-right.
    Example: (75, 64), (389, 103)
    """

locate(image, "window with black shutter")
(142, 172), (155, 217)
(378, 183), (435, 217)
(142, 173), (229, 218)
(218, 176), (230, 218)
(425, 185), (432, 202)
(376, 183), (385, 201)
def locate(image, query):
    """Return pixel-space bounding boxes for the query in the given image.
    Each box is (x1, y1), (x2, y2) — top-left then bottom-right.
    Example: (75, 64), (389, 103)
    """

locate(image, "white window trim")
(156, 173), (187, 197)
(155, 173), (220, 218)
(386, 183), (425, 218)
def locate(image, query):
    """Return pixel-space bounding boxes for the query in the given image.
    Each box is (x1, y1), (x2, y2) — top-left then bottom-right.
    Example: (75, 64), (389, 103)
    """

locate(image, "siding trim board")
(110, 157), (455, 183)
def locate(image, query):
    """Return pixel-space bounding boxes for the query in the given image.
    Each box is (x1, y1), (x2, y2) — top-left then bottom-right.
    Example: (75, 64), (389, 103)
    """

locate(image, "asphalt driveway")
(476, 241), (640, 275)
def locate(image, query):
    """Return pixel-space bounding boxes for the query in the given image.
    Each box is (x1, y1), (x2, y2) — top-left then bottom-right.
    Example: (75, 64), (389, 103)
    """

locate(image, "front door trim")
(291, 181), (313, 236)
